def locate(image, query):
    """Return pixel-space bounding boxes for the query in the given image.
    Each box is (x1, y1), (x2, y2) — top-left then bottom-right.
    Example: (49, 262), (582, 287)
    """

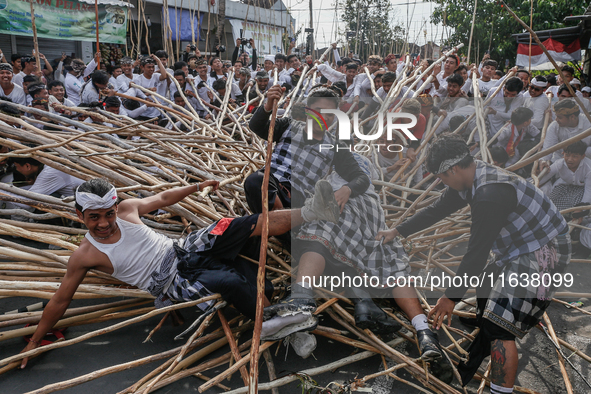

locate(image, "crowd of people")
(3, 42), (587, 393)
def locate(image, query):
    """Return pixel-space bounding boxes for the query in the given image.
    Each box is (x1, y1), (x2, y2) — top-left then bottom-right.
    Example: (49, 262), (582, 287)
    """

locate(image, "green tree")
(430, 0), (587, 70)
(340, 0), (406, 60)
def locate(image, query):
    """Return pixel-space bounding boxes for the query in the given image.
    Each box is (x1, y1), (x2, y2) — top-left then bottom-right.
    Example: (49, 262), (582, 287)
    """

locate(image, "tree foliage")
(430, 0), (588, 69)
(339, 0), (406, 60)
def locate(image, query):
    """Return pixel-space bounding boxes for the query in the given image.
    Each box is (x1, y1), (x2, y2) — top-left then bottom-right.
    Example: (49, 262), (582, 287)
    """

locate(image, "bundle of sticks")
(0, 44), (590, 394)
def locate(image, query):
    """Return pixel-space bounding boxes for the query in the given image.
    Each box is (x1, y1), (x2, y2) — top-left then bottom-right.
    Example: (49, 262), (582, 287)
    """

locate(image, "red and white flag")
(516, 38), (581, 70)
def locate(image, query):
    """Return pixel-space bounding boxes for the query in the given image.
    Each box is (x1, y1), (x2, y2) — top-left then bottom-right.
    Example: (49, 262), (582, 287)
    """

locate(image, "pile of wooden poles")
(0, 44), (590, 393)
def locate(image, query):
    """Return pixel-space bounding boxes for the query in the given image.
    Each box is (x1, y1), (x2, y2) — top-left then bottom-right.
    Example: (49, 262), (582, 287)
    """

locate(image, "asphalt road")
(1, 245), (590, 393)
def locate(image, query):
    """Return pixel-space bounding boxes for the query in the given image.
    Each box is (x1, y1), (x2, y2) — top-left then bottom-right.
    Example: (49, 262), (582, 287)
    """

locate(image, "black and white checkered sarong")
(296, 192), (410, 285)
(482, 232), (571, 339)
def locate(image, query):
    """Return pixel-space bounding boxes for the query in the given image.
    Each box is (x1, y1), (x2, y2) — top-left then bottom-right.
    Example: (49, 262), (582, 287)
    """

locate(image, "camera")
(189, 44), (196, 50)
(238, 38), (249, 44)
(217, 45), (226, 53)
(197, 81), (206, 89)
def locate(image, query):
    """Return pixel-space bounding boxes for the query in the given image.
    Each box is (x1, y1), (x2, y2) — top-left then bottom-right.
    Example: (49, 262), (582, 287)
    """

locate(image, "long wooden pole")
(29, 1), (41, 70)
(528, 0), (533, 72)
(95, 0), (100, 54)
(248, 69), (279, 394)
(467, 0), (478, 65)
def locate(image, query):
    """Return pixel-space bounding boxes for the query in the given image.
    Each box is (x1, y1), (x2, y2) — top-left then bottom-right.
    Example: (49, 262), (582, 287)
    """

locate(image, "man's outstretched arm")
(120, 181), (219, 218)
(20, 254), (89, 368)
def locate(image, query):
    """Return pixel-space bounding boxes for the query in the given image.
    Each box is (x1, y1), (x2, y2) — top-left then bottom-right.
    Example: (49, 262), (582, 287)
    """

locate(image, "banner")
(516, 38), (581, 70)
(229, 19), (284, 55)
(166, 7), (204, 42)
(0, 0), (128, 45)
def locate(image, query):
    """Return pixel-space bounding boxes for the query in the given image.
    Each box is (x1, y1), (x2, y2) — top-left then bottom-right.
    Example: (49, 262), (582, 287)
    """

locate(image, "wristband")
(29, 338), (42, 346)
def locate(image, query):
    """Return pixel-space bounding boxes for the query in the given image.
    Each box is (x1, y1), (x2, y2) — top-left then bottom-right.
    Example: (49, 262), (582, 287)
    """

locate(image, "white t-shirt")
(65, 73), (84, 105)
(13, 166), (84, 212)
(0, 83), (26, 106)
(11, 71), (27, 88)
(132, 73), (165, 117)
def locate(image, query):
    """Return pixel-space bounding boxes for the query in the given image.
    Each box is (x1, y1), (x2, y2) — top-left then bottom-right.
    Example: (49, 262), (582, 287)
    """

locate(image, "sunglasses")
(530, 86), (543, 92)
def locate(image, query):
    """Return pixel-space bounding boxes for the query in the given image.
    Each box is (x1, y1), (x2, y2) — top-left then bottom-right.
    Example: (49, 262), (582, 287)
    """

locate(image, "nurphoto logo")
(305, 108), (418, 153)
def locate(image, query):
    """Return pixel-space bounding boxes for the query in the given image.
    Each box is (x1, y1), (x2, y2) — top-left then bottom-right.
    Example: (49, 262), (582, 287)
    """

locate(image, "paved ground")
(2, 245), (590, 393)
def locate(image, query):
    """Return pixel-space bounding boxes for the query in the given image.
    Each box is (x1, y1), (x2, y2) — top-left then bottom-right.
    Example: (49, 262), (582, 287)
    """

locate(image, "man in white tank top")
(19, 178), (341, 368)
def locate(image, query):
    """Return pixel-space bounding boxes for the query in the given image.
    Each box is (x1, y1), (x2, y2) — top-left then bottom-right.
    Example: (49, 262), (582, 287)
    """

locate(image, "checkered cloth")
(163, 273), (215, 312)
(270, 124), (293, 183)
(459, 160), (568, 267)
(147, 224), (219, 309)
(482, 232), (571, 339)
(296, 192), (411, 286)
(549, 184), (584, 211)
(290, 121), (337, 197)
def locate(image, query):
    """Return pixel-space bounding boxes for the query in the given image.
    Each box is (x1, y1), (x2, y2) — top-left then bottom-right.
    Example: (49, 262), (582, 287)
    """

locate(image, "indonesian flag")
(516, 38), (581, 70)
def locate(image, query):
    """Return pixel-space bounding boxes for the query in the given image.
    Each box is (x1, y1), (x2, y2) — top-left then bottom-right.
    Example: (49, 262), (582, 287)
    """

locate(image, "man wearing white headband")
(377, 133), (570, 394)
(523, 75), (551, 130)
(19, 177), (342, 368)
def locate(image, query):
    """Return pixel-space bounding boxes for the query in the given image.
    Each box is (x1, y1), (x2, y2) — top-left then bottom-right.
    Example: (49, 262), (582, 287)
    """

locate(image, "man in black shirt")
(377, 134), (570, 393)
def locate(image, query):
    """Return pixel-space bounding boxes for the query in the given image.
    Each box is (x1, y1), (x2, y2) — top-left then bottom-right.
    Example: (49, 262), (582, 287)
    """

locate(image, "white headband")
(435, 153), (470, 175)
(76, 185), (118, 211)
(531, 78), (548, 88)
(264, 55), (275, 63)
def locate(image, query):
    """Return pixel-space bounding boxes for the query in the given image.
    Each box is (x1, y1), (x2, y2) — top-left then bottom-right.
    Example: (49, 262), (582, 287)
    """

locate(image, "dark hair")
(75, 178), (116, 212)
(307, 88), (340, 109)
(11, 157), (43, 171)
(516, 69), (530, 78)
(564, 141), (587, 155)
(47, 80), (65, 90)
(557, 83), (572, 96)
(561, 65), (575, 76)
(426, 133), (473, 174)
(446, 55), (459, 66)
(546, 75), (557, 86)
(346, 63), (358, 71)
(330, 81), (347, 97)
(123, 98), (141, 111)
(292, 102), (306, 121)
(505, 76), (523, 93)
(341, 58), (353, 66)
(212, 79), (226, 91)
(382, 71), (396, 83)
(495, 70), (504, 78)
(554, 98), (580, 117)
(11, 54), (22, 63)
(173, 61), (187, 71)
(483, 59), (498, 69)
(446, 73), (464, 87)
(21, 55), (36, 68)
(173, 91), (183, 100)
(275, 53), (287, 62)
(154, 50), (169, 59)
(104, 96), (120, 108)
(449, 115), (466, 132)
(511, 107), (533, 125)
(286, 54), (299, 63)
(209, 57), (220, 66)
(489, 146), (509, 165)
(28, 83), (47, 98)
(91, 70), (110, 85)
(455, 64), (468, 73)
(173, 69), (186, 78)
(23, 75), (40, 84)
